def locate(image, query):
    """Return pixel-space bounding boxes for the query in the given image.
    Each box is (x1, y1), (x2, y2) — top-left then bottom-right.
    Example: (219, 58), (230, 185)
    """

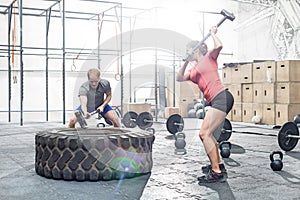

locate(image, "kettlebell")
(219, 141), (231, 158)
(145, 127), (156, 143)
(145, 127), (155, 134)
(97, 122), (105, 128)
(175, 132), (186, 149)
(270, 151), (283, 171)
(293, 114), (300, 125)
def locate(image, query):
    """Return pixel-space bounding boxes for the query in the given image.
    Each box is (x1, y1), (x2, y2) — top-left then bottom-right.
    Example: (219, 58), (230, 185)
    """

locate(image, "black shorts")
(209, 90), (234, 114)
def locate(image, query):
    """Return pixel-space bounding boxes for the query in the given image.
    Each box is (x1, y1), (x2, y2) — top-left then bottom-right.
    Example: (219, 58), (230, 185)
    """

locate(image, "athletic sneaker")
(197, 169), (226, 183)
(201, 163), (227, 178)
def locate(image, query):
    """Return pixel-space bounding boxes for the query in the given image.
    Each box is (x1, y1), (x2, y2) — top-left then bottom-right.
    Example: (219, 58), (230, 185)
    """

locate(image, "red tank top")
(189, 51), (224, 103)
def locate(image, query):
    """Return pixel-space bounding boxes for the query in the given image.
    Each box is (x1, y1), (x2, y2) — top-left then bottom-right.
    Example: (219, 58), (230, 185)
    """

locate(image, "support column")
(17, 0), (24, 126)
(46, 9), (51, 121)
(62, 0), (66, 124)
(7, 5), (13, 122)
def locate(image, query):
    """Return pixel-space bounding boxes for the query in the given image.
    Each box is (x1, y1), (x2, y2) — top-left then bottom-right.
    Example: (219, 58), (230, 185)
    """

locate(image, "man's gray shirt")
(78, 79), (111, 112)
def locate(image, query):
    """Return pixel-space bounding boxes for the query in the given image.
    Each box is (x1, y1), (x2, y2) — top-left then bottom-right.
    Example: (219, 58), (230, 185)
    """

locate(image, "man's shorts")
(76, 104), (113, 116)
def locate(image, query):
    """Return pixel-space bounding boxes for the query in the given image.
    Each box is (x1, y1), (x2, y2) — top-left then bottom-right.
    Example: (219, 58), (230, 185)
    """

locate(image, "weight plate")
(122, 111), (138, 128)
(213, 118), (232, 143)
(166, 114), (184, 135)
(221, 118), (232, 141)
(137, 112), (153, 130)
(278, 122), (299, 151)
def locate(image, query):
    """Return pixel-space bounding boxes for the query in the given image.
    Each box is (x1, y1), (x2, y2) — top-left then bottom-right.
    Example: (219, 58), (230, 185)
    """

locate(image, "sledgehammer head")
(221, 9), (235, 21)
(75, 110), (88, 128)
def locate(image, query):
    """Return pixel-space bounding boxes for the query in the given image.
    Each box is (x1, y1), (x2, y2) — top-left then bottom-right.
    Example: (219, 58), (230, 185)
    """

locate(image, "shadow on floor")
(198, 180), (236, 200)
(286, 151), (300, 160)
(274, 170), (300, 184)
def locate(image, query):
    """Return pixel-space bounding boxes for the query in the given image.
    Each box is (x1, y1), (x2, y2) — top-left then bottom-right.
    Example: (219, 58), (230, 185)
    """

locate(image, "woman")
(176, 26), (234, 183)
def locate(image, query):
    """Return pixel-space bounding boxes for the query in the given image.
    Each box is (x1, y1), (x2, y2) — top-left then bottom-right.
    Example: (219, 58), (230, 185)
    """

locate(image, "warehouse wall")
(3, 0), (296, 123)
(235, 3), (278, 62)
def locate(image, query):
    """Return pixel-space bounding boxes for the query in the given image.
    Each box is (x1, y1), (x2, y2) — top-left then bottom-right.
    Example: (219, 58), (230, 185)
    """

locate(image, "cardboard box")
(252, 61), (276, 83)
(179, 81), (200, 99)
(231, 66), (242, 84)
(232, 103), (242, 122)
(262, 104), (275, 125)
(276, 82), (300, 103)
(239, 63), (253, 83)
(179, 98), (195, 118)
(276, 60), (300, 82)
(242, 84), (253, 103)
(275, 104), (300, 125)
(242, 103), (253, 123)
(224, 84), (242, 103)
(262, 83), (275, 103)
(222, 66), (232, 84)
(164, 107), (180, 118)
(123, 103), (152, 115)
(253, 103), (263, 119)
(231, 64), (252, 84)
(253, 83), (263, 103)
(166, 77), (201, 108)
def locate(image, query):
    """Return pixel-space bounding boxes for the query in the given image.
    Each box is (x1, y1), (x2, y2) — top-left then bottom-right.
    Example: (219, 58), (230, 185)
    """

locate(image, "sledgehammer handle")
(183, 9), (235, 61)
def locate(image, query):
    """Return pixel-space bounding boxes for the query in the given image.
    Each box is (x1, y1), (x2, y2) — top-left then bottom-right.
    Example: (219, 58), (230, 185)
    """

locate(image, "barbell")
(278, 121), (299, 151)
(135, 112), (232, 141)
(122, 111), (232, 141)
(121, 111), (183, 134)
(212, 118), (232, 143)
(136, 112), (184, 135)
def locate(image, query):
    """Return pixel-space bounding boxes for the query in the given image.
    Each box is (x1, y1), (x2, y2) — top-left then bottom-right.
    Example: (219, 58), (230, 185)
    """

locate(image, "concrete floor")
(1, 118), (300, 200)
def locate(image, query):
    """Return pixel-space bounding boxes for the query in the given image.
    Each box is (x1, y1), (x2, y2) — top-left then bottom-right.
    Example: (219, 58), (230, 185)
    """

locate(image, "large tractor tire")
(35, 128), (155, 181)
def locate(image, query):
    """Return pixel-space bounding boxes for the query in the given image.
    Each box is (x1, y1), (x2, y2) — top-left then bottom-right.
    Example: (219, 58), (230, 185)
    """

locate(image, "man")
(68, 68), (121, 128)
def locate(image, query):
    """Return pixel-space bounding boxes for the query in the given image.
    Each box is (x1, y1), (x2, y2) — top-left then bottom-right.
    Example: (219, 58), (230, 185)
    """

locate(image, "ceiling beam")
(229, 0), (277, 7)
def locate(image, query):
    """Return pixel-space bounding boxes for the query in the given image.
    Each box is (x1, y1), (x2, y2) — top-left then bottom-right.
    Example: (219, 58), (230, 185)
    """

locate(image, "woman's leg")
(199, 107), (226, 172)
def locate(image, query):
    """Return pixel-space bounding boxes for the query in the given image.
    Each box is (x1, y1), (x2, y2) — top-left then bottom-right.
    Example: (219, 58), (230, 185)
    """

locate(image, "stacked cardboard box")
(275, 60), (300, 125)
(166, 76), (201, 118)
(223, 63), (252, 122)
(222, 60), (300, 125)
(123, 103), (152, 115)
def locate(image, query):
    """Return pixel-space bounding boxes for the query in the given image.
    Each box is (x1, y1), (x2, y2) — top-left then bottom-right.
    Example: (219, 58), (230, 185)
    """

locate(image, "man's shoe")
(197, 169), (226, 183)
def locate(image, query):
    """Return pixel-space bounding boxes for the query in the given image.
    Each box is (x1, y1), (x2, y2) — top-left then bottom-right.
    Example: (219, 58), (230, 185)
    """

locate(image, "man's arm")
(97, 91), (112, 112)
(79, 95), (88, 115)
